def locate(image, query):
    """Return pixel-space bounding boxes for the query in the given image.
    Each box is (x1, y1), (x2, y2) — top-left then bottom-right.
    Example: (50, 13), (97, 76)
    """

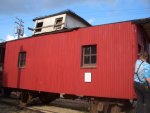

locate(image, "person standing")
(134, 52), (150, 113)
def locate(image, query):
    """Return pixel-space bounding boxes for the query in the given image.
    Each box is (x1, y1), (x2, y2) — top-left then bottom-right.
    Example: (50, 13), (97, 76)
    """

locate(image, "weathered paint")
(3, 22), (138, 99)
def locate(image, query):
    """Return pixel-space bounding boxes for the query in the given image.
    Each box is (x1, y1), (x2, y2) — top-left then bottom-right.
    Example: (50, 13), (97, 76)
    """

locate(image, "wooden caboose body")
(2, 22), (141, 98)
(1, 19), (150, 112)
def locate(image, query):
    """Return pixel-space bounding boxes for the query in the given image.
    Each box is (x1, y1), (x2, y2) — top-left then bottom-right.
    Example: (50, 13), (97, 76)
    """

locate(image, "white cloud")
(0, 40), (4, 43)
(6, 35), (17, 41)
(23, 34), (27, 37)
(0, 0), (117, 15)
(87, 18), (95, 24)
(6, 34), (27, 41)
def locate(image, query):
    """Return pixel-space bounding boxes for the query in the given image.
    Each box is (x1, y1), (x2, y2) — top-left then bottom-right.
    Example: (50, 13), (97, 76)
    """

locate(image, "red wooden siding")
(3, 22), (138, 99)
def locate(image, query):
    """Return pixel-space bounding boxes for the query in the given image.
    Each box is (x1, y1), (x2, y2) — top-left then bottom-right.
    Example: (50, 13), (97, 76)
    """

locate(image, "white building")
(33, 10), (91, 35)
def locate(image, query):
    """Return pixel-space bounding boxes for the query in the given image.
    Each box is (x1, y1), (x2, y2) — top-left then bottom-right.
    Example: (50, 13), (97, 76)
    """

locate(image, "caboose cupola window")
(35, 22), (43, 32)
(82, 45), (97, 67)
(18, 52), (26, 68)
(54, 17), (63, 30)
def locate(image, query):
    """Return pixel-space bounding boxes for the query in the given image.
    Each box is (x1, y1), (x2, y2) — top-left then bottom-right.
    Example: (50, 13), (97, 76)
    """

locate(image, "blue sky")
(0, 0), (150, 41)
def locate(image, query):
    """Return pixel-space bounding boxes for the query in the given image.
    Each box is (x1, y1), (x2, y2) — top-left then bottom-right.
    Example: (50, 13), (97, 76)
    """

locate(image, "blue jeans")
(134, 82), (150, 113)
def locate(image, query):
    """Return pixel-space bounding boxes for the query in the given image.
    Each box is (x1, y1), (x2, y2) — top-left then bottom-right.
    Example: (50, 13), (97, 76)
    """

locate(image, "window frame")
(81, 45), (97, 68)
(35, 22), (43, 32)
(54, 17), (63, 30)
(18, 51), (26, 68)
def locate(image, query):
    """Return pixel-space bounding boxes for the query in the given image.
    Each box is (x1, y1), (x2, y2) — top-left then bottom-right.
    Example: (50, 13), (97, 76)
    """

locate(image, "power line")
(14, 17), (24, 39)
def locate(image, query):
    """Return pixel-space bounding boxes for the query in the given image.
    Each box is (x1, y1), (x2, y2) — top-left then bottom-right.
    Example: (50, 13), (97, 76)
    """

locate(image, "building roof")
(33, 10), (91, 26)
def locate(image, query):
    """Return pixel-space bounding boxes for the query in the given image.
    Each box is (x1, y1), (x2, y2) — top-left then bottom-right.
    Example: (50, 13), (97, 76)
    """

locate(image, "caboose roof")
(33, 10), (91, 27)
(2, 16), (150, 43)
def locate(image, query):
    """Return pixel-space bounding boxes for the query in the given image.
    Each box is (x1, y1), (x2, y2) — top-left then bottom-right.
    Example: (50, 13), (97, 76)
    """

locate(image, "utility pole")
(15, 17), (24, 39)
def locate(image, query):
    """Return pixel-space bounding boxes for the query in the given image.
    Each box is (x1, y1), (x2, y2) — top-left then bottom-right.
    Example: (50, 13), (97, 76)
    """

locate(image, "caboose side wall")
(3, 22), (138, 99)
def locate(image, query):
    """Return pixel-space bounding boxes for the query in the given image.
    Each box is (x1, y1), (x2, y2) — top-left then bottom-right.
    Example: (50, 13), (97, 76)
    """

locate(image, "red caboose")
(0, 15), (150, 112)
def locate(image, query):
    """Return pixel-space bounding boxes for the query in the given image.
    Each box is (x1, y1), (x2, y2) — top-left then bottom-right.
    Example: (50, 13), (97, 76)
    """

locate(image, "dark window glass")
(82, 45), (97, 67)
(18, 52), (26, 68)
(91, 46), (96, 54)
(84, 47), (90, 55)
(56, 18), (63, 24)
(35, 22), (43, 32)
(91, 55), (96, 64)
(54, 17), (63, 30)
(84, 56), (90, 64)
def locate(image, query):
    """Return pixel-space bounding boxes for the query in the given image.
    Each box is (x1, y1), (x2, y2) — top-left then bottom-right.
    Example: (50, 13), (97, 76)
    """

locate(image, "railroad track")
(0, 96), (89, 113)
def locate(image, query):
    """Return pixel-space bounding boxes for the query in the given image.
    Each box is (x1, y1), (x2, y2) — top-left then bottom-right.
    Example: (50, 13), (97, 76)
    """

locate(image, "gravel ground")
(0, 103), (38, 113)
(0, 97), (89, 113)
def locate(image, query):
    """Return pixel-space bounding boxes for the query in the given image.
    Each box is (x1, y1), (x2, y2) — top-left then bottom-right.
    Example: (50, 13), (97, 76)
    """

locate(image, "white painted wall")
(34, 14), (66, 34)
(65, 15), (88, 29)
(33, 13), (89, 35)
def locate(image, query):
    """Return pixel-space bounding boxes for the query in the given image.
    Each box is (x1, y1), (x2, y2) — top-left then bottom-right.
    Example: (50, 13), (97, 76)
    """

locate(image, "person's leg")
(134, 83), (144, 113)
(144, 90), (150, 113)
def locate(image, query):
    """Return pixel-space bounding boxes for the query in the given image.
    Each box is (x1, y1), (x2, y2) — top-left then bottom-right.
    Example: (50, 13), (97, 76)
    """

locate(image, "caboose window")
(82, 45), (97, 67)
(35, 22), (43, 32)
(18, 52), (26, 68)
(54, 17), (63, 30)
